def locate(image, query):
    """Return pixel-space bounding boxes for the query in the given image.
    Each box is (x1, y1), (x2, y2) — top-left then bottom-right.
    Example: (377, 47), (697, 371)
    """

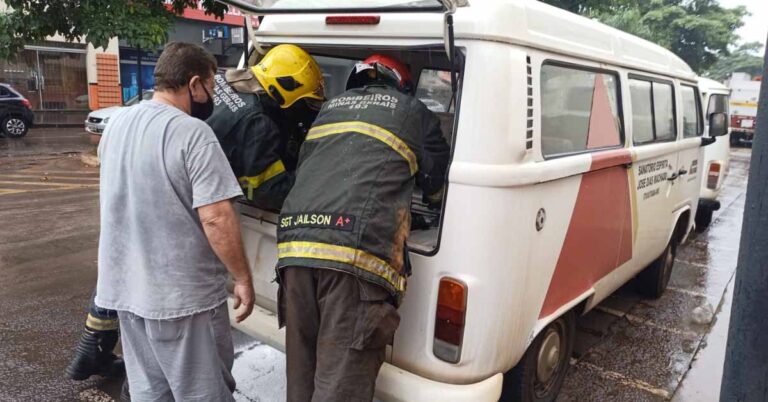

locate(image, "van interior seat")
(541, 113), (588, 154)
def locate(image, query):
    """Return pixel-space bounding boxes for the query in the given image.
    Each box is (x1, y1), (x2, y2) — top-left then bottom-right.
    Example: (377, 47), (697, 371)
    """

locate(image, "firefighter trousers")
(280, 266), (401, 402)
(87, 289), (119, 331)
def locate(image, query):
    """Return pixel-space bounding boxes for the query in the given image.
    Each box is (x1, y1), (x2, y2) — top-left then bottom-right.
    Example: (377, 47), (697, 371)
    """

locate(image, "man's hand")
(232, 278), (255, 322)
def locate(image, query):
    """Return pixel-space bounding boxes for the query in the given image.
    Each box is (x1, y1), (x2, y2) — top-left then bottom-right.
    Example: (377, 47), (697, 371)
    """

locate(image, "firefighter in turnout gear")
(64, 293), (124, 381)
(206, 44), (324, 210)
(277, 55), (450, 402)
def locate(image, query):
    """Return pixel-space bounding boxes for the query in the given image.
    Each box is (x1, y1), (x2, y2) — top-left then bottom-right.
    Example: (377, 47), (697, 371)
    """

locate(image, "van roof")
(256, 0), (695, 80)
(698, 77), (729, 92)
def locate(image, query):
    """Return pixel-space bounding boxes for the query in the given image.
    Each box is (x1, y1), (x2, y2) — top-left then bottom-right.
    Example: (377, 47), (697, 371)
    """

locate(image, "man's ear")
(189, 75), (200, 91)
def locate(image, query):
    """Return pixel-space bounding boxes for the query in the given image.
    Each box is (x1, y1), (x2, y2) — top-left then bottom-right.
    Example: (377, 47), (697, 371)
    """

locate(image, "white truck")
(726, 72), (760, 145)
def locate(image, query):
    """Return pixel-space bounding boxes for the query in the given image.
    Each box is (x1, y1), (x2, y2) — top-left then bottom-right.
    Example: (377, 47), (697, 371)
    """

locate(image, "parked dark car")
(0, 83), (34, 138)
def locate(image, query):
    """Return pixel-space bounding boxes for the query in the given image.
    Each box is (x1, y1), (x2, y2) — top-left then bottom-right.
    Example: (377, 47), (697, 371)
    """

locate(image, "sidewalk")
(673, 279), (734, 401)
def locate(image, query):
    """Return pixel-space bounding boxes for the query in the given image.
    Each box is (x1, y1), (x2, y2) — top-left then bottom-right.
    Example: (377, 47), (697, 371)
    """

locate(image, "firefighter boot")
(64, 327), (125, 380)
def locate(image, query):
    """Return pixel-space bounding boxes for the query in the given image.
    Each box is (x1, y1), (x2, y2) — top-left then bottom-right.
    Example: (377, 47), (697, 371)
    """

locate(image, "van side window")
(681, 85), (702, 137)
(0, 87), (10, 97)
(630, 78), (676, 144)
(630, 80), (654, 143)
(540, 64), (622, 157)
(653, 83), (675, 140)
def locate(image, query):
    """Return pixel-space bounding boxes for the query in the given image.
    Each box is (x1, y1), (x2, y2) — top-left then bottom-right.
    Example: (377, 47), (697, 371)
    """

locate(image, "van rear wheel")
(500, 310), (575, 402)
(636, 240), (676, 299)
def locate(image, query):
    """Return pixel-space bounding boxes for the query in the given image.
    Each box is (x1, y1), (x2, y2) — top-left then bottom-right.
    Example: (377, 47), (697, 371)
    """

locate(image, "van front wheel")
(636, 240), (676, 299)
(695, 207), (713, 230)
(500, 310), (575, 402)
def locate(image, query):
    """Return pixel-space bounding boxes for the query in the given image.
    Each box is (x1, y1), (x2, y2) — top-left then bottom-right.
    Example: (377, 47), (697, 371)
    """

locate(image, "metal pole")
(720, 40), (768, 402)
(243, 16), (249, 65)
(136, 45), (143, 102)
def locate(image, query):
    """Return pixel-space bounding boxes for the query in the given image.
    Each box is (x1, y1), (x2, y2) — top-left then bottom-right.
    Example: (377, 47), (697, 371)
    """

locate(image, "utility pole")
(720, 41), (768, 401)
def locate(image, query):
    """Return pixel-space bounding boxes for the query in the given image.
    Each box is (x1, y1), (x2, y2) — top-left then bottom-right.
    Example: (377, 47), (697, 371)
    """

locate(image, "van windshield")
(230, 0), (445, 13)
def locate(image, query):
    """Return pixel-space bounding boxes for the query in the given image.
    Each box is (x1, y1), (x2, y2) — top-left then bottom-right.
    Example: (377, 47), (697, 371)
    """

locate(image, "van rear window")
(540, 64), (622, 158)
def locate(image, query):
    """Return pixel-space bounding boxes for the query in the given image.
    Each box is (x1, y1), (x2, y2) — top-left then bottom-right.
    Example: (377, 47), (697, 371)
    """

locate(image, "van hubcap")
(536, 329), (562, 383)
(6, 119), (25, 136)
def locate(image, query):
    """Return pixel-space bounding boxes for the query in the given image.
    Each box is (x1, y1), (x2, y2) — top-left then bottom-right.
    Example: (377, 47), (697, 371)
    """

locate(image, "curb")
(80, 152), (100, 167)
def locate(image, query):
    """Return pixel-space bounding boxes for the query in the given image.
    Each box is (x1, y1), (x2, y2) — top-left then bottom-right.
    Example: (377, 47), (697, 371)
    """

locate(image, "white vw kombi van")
(696, 77), (731, 229)
(221, 0), (710, 400)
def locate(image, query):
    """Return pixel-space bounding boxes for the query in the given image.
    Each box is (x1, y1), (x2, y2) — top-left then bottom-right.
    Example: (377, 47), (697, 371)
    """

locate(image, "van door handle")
(678, 169), (688, 176)
(668, 172), (679, 181)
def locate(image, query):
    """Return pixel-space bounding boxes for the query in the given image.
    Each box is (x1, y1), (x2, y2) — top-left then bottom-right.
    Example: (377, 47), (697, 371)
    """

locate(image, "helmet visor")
(353, 61), (403, 87)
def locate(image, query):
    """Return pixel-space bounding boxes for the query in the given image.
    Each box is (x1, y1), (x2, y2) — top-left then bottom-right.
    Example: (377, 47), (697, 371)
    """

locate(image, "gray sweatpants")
(118, 302), (236, 402)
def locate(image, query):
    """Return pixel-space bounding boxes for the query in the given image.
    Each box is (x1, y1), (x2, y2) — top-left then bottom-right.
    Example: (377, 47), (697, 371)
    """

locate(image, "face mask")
(189, 84), (213, 120)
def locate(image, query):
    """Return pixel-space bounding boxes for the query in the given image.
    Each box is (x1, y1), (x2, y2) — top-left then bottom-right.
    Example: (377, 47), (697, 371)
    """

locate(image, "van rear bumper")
(375, 365), (503, 402)
(227, 297), (504, 402)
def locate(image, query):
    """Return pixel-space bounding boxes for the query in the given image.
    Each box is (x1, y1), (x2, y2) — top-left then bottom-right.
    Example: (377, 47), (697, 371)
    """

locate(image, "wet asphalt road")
(0, 128), (115, 402)
(0, 128), (752, 401)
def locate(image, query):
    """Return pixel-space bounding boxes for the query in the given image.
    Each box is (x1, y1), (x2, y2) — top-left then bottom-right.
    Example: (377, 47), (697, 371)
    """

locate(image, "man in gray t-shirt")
(95, 42), (255, 401)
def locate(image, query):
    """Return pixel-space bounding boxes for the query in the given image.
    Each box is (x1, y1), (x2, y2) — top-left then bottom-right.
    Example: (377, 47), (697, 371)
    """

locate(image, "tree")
(704, 42), (765, 81)
(0, 0), (229, 60)
(542, 0), (749, 73)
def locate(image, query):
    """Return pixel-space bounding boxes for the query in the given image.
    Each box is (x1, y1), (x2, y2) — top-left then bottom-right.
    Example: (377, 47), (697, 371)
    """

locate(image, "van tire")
(500, 310), (575, 402)
(636, 240), (676, 299)
(730, 134), (739, 146)
(695, 207), (713, 230)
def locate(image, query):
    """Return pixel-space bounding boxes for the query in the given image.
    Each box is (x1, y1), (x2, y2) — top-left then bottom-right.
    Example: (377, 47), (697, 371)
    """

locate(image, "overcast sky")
(718, 0), (767, 52)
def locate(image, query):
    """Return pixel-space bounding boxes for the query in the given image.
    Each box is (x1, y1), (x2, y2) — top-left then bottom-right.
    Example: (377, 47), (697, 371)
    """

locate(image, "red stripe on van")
(590, 149), (632, 172)
(538, 154), (633, 318)
(586, 74), (622, 149)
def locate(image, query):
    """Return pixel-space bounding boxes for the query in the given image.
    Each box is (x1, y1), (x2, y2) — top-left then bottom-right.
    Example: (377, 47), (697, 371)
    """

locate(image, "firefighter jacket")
(276, 85), (450, 304)
(206, 69), (304, 210)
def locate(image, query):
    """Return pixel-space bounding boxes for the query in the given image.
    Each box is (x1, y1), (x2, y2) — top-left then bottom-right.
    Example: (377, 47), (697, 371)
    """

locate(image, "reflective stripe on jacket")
(206, 71), (294, 210)
(276, 85), (450, 303)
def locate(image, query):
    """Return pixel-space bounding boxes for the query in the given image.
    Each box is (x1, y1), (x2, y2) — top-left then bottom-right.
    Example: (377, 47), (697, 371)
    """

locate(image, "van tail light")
(707, 163), (721, 190)
(433, 277), (467, 363)
(325, 16), (380, 25)
(21, 98), (31, 109)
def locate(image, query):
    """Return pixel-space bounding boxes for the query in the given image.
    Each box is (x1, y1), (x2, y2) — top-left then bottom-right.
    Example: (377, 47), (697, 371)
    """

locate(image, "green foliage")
(704, 42), (765, 81)
(542, 0), (749, 73)
(0, 0), (229, 60)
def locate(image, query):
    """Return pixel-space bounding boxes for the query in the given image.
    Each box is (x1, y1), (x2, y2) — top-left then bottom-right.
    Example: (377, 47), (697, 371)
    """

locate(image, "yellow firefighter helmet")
(250, 44), (325, 108)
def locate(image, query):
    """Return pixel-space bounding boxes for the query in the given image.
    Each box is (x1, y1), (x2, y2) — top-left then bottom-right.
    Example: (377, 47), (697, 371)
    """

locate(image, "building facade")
(0, 3), (250, 125)
(118, 8), (249, 103)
